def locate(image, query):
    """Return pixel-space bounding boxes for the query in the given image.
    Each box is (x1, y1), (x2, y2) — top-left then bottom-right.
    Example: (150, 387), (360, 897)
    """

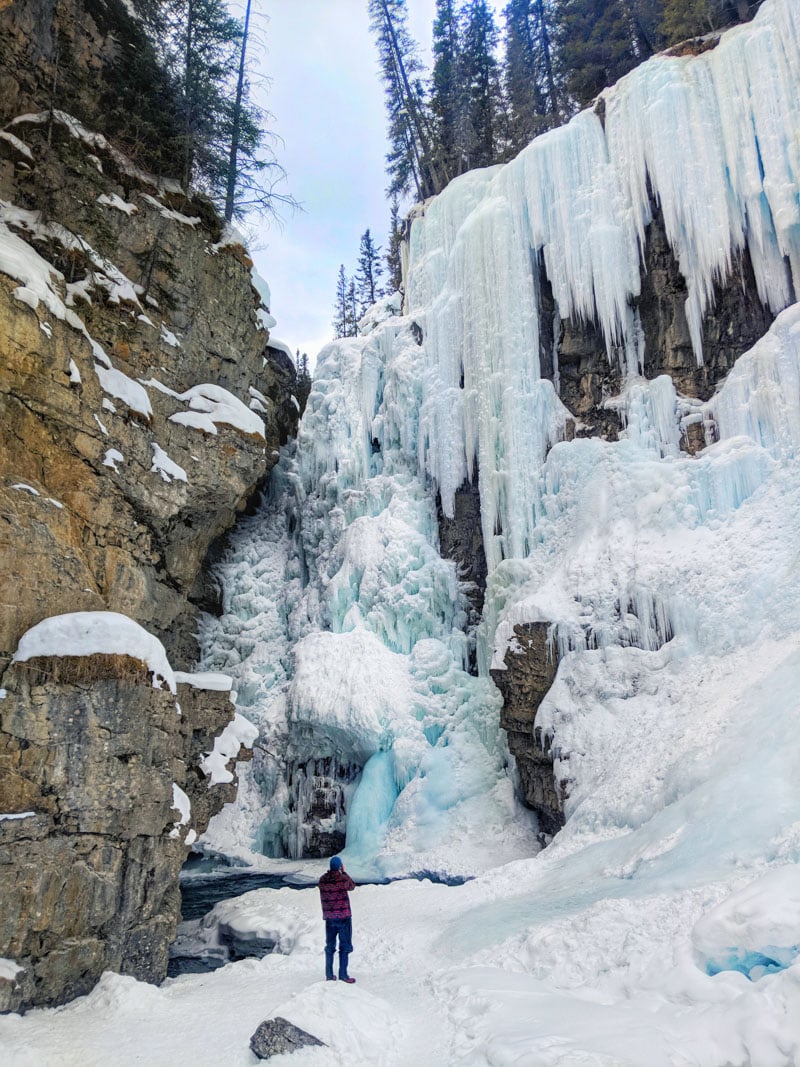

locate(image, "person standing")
(318, 855), (356, 983)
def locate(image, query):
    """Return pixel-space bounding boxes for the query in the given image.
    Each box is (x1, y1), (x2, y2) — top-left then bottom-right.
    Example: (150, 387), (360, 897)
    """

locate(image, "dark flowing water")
(179, 868), (309, 922)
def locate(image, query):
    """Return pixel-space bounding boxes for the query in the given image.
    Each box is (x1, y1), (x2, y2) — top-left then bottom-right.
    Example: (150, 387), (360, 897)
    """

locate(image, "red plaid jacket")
(318, 869), (356, 919)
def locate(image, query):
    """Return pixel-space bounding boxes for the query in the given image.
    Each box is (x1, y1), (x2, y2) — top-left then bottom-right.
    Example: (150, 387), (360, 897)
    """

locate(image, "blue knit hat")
(330, 855), (343, 870)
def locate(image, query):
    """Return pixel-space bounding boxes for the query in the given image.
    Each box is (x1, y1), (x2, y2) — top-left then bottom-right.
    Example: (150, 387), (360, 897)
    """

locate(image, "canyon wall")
(0, 0), (298, 1010)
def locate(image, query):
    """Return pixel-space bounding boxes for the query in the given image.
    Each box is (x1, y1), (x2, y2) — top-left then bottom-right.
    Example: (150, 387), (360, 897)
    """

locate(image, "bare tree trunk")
(182, 0), (196, 192)
(224, 0), (252, 222)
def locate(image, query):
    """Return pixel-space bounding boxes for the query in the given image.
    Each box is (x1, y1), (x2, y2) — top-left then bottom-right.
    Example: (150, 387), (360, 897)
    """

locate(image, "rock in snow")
(249, 1017), (326, 1059)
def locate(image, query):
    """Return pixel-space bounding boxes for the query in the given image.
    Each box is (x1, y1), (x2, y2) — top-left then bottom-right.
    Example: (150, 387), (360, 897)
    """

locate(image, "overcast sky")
(245, 1), (467, 364)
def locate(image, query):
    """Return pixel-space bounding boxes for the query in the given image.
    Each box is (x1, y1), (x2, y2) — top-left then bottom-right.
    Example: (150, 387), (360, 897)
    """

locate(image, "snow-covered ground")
(2, 843), (799, 1065)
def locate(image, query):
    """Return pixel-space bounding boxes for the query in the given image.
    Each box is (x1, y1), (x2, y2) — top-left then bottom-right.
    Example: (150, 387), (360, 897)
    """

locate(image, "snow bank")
(12, 611), (176, 693)
(0, 958), (23, 982)
(693, 866), (800, 979)
(94, 363), (152, 418)
(97, 193), (137, 216)
(288, 630), (415, 762)
(205, 890), (315, 956)
(103, 448), (123, 471)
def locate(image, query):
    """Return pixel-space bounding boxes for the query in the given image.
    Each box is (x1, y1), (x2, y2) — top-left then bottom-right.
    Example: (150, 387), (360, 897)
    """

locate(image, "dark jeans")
(324, 917), (353, 980)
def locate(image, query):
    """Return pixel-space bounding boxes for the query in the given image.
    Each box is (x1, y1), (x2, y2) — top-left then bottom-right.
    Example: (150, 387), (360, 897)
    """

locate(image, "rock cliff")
(0, 0), (298, 1011)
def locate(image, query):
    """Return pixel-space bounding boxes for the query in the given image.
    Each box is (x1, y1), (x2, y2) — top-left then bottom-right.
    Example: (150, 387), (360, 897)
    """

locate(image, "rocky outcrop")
(490, 624), (564, 838)
(0, 661), (239, 1013)
(0, 0), (299, 1012)
(437, 466), (487, 650)
(0, 108), (291, 670)
(538, 201), (777, 445)
(250, 1018), (326, 1060)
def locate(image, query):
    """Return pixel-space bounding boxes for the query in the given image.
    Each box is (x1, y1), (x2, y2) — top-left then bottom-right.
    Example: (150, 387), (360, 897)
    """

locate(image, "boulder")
(249, 1018), (326, 1060)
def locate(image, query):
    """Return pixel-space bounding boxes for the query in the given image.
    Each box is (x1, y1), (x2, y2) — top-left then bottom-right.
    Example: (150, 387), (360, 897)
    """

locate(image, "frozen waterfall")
(197, 0), (800, 887)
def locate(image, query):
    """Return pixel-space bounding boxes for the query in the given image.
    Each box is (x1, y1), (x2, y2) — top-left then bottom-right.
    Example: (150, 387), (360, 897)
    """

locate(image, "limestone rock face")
(0, 662), (239, 1013)
(436, 466), (487, 645)
(0, 0), (299, 1012)
(0, 110), (290, 669)
(490, 624), (564, 838)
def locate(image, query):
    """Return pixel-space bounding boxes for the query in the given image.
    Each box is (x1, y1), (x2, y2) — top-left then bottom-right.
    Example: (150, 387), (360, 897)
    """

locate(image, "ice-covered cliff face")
(201, 0), (800, 887)
(408, 0), (800, 578)
(199, 313), (538, 876)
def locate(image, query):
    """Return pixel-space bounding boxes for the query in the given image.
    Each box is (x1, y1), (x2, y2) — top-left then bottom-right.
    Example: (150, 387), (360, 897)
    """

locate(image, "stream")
(167, 853), (471, 978)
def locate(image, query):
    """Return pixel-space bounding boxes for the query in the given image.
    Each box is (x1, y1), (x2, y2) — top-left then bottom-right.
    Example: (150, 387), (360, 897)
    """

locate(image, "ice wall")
(199, 1), (800, 881)
(407, 0), (800, 569)
(197, 307), (537, 875)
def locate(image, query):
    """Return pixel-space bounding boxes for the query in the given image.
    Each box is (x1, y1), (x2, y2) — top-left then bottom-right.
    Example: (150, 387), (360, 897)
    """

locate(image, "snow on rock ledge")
(12, 611), (176, 693)
(201, 713), (259, 784)
(148, 382), (265, 439)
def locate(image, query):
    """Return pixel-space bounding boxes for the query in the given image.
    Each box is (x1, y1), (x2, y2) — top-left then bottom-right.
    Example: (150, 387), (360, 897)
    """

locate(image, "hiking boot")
(339, 976), (356, 984)
(326, 976), (336, 981)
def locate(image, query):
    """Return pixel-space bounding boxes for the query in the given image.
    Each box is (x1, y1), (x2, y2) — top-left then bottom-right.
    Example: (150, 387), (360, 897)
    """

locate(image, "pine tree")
(430, 0), (464, 182)
(368, 0), (444, 198)
(157, 0), (295, 220)
(461, 0), (503, 170)
(347, 278), (359, 336)
(295, 348), (312, 409)
(660, 0), (757, 43)
(333, 265), (349, 338)
(168, 0), (243, 193)
(503, 0), (561, 151)
(554, 0), (640, 108)
(386, 197), (404, 293)
(356, 229), (384, 313)
(223, 0), (252, 221)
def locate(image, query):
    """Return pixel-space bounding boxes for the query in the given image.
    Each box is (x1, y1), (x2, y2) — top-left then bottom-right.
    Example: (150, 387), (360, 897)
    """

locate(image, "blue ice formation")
(197, 0), (800, 880)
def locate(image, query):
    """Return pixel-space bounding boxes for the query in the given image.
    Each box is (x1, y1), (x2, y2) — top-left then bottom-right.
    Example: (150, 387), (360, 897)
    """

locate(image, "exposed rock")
(637, 208), (775, 407)
(491, 623), (565, 837)
(250, 1017), (326, 1060)
(0, 661), (243, 1013)
(436, 466), (487, 635)
(0, 0), (301, 1013)
(283, 757), (359, 859)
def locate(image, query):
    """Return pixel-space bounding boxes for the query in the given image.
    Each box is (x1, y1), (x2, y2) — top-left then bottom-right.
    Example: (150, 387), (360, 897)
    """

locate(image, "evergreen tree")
(356, 228), (384, 313)
(156, 0), (295, 220)
(368, 0), (444, 198)
(386, 197), (404, 293)
(223, 0), (253, 221)
(430, 0), (464, 182)
(660, 0), (757, 43)
(347, 278), (359, 335)
(333, 264), (350, 338)
(554, 0), (640, 108)
(167, 0), (243, 192)
(295, 348), (312, 409)
(503, 0), (561, 151)
(461, 0), (503, 170)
